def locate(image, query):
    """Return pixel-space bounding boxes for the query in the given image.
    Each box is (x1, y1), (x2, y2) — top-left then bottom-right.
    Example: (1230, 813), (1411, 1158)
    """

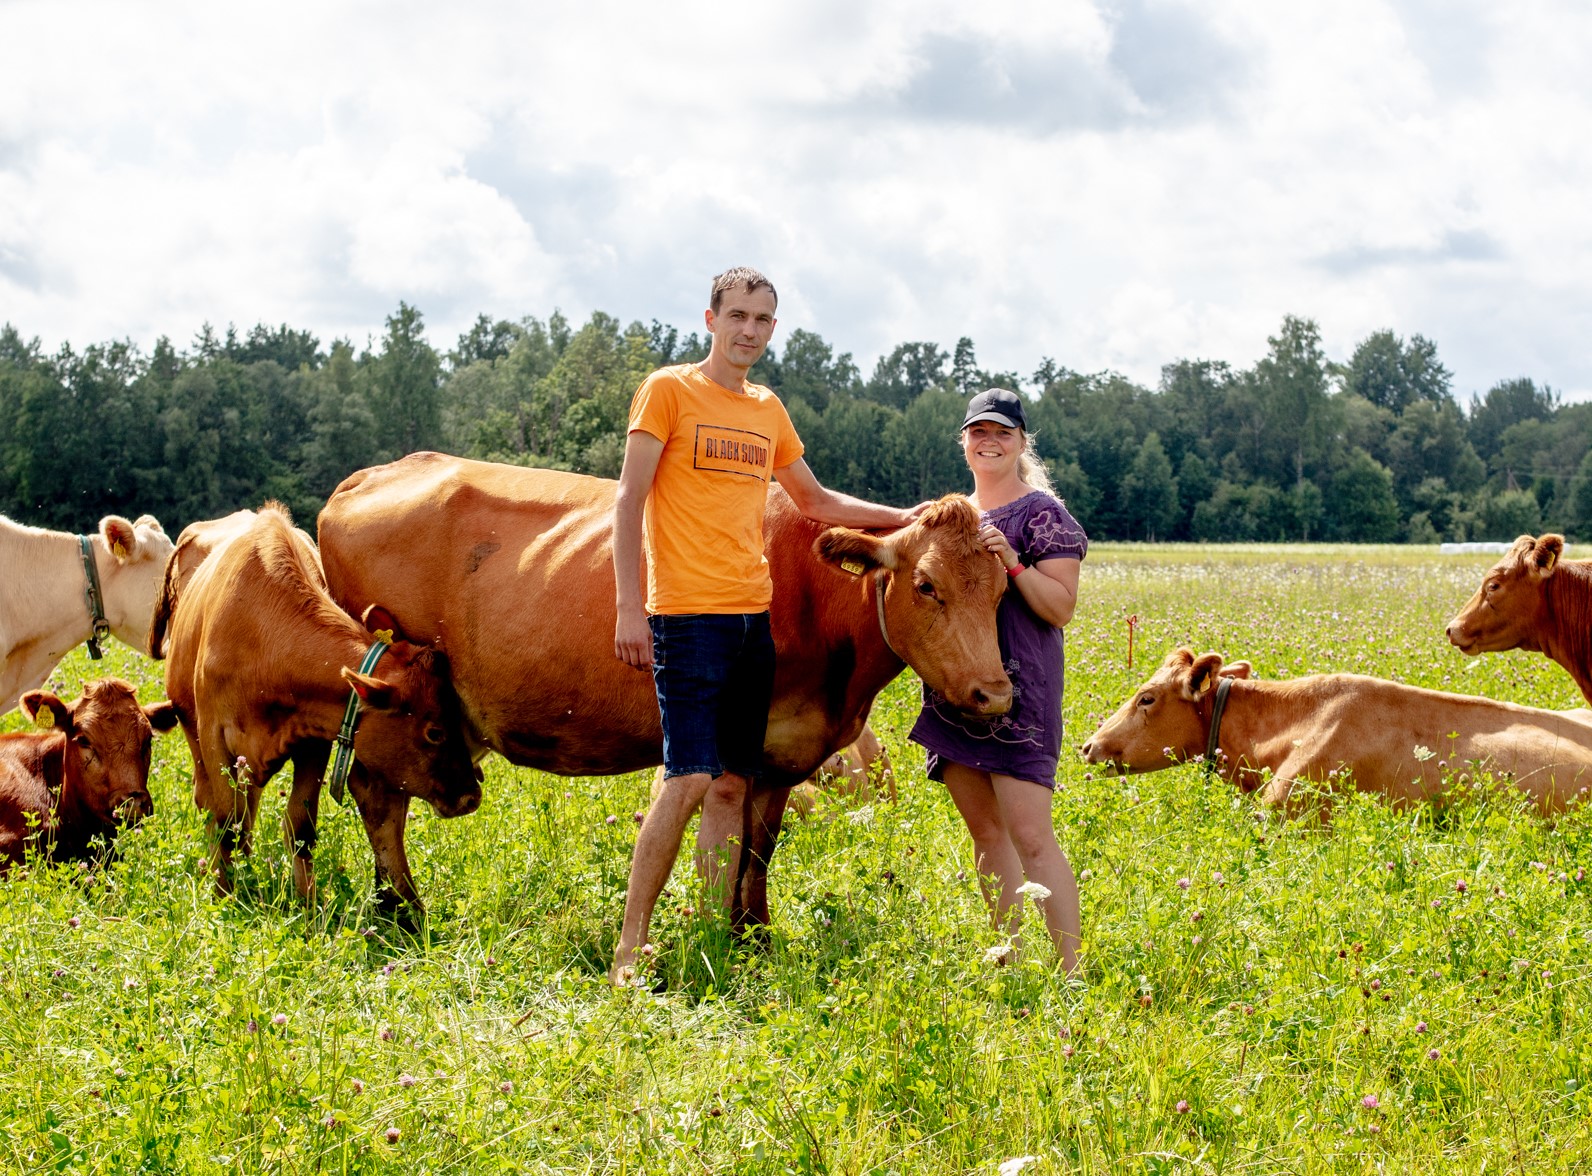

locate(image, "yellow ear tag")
(373, 628), (394, 644)
(840, 559), (866, 576)
(1544, 551), (1558, 571)
(34, 704), (56, 730)
(111, 541), (129, 560)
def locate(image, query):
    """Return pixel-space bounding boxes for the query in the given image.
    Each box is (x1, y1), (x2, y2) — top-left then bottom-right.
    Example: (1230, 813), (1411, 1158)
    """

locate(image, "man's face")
(705, 286), (777, 372)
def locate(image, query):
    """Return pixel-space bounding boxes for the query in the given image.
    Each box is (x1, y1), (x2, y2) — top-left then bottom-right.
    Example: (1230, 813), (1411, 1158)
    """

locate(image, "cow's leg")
(348, 767), (422, 922)
(197, 732), (251, 894)
(733, 782), (793, 938)
(282, 742), (330, 904)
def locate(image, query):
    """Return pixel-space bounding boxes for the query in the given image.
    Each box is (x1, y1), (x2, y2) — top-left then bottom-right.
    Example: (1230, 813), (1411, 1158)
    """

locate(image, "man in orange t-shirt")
(610, 266), (916, 982)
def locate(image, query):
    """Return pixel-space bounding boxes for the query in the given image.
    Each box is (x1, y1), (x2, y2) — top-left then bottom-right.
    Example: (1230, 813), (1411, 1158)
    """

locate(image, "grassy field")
(3, 544), (1590, 1174)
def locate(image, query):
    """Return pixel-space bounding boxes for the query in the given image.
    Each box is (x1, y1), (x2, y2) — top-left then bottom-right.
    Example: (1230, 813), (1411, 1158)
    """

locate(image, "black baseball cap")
(962, 387), (1028, 431)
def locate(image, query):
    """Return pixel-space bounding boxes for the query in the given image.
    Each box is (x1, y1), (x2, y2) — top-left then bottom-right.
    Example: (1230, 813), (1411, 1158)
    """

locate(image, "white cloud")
(2, 0), (1591, 398)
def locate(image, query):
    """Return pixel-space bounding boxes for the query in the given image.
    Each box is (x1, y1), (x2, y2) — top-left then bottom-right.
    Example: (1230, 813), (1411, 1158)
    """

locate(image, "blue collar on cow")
(1203, 676), (1233, 772)
(78, 535), (111, 660)
(326, 634), (393, 806)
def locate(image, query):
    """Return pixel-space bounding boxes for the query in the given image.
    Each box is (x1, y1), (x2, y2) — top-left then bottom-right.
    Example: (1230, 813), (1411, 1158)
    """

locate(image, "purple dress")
(909, 490), (1088, 787)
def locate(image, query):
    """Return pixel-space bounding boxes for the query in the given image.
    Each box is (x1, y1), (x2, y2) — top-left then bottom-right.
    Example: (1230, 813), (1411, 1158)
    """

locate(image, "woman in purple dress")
(910, 388), (1087, 971)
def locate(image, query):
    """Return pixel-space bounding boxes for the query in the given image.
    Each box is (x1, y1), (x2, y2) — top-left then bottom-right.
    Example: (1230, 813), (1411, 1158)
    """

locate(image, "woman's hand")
(979, 523), (1019, 571)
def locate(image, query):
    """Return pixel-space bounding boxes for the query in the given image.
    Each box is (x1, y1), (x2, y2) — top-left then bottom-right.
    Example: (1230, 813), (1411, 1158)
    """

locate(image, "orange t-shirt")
(628, 364), (805, 615)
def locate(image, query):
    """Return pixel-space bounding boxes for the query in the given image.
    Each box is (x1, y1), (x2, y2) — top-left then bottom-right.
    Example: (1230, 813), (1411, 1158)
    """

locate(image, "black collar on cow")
(325, 634), (393, 806)
(78, 535), (111, 660)
(1203, 676), (1234, 771)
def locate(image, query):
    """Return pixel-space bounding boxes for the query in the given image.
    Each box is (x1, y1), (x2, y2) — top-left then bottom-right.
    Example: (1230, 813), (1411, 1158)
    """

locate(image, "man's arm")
(773, 457), (918, 529)
(613, 430), (665, 669)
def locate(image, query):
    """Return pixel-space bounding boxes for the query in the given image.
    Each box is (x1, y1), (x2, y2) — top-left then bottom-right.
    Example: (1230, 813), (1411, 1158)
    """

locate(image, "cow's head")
(816, 495), (1011, 716)
(1445, 534), (1563, 655)
(21, 679), (180, 828)
(95, 514), (176, 652)
(344, 606), (483, 819)
(1081, 648), (1252, 775)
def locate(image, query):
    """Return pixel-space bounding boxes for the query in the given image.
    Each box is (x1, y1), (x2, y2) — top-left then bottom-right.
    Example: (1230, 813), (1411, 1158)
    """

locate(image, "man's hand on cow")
(903, 501), (936, 524)
(614, 606), (654, 670)
(978, 524), (1019, 571)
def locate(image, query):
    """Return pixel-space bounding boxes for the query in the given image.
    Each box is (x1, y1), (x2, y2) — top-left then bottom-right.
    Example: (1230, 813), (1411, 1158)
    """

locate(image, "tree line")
(1, 306), (1586, 543)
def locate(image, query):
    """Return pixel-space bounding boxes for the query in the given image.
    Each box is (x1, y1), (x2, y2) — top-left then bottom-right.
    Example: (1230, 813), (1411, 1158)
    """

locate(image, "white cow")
(1, 514), (174, 712)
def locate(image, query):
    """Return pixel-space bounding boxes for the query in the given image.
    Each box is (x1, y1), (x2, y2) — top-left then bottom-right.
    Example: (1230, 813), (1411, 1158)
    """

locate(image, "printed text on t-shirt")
(693, 424), (772, 480)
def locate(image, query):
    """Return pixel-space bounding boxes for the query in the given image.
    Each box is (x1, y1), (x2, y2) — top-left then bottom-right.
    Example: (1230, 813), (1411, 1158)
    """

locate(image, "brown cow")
(147, 509), (262, 659)
(2, 513), (174, 711)
(161, 504), (482, 911)
(1081, 648), (1592, 813)
(1, 680), (179, 872)
(317, 452), (1009, 927)
(1445, 534), (1592, 703)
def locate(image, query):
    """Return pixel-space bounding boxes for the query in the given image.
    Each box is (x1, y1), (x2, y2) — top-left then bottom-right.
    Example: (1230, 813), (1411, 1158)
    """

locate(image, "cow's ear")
(1219, 660), (1253, 680)
(341, 667), (396, 710)
(1529, 534), (1564, 577)
(1182, 653), (1226, 701)
(21, 689), (74, 734)
(815, 528), (896, 575)
(361, 604), (407, 644)
(144, 700), (182, 732)
(99, 515), (138, 562)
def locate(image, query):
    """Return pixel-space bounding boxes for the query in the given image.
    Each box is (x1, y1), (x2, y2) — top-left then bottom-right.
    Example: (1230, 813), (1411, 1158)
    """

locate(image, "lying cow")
(1, 680), (179, 872)
(1445, 533), (1592, 704)
(147, 509), (262, 659)
(1081, 647), (1592, 814)
(318, 452), (1009, 925)
(1, 513), (174, 711)
(161, 504), (482, 910)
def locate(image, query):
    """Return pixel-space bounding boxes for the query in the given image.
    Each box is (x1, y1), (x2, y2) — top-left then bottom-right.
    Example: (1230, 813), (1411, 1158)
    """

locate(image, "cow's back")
(320, 453), (664, 772)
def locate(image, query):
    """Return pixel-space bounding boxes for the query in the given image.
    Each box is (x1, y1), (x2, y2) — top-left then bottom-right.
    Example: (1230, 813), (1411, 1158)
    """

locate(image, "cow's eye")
(1137, 694), (1154, 708)
(424, 725), (447, 746)
(916, 579), (938, 599)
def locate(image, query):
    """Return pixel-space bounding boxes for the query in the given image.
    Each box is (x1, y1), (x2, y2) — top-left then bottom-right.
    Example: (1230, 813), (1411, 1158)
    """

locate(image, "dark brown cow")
(1082, 648), (1592, 814)
(318, 452), (1009, 926)
(1445, 534), (1592, 703)
(161, 504), (482, 911)
(1, 680), (179, 872)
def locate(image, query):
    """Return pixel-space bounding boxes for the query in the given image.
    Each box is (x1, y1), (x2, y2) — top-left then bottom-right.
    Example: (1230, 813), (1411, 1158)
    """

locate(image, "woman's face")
(962, 420), (1024, 476)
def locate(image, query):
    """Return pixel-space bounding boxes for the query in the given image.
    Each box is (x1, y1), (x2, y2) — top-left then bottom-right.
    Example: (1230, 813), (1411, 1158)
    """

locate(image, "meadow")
(2, 544), (1589, 1174)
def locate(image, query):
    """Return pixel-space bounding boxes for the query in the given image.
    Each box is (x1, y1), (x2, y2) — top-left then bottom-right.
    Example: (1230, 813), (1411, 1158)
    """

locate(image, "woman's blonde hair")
(1016, 433), (1056, 496)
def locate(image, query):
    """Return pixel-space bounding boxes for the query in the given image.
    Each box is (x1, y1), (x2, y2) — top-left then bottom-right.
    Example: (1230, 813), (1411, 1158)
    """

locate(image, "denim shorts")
(649, 612), (775, 781)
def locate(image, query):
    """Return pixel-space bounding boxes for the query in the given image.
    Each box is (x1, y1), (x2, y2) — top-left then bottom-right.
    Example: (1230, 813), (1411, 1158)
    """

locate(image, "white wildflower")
(984, 943), (1014, 967)
(847, 805), (875, 826)
(998, 1158), (1041, 1176)
(1015, 881), (1052, 902)
(1413, 745), (1434, 762)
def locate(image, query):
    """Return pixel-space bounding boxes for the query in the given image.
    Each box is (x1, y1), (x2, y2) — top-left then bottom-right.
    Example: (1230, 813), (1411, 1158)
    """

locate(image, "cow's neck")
(42, 741), (104, 860)
(1543, 563), (1592, 703)
(1198, 678), (1294, 791)
(0, 529), (95, 703)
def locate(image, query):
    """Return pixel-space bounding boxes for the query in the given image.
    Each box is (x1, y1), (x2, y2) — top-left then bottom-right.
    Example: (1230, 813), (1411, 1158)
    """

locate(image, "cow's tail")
(147, 547), (184, 659)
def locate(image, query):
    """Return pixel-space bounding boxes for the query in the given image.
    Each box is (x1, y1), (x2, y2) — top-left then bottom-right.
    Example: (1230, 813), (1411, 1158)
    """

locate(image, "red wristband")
(1006, 562), (1025, 578)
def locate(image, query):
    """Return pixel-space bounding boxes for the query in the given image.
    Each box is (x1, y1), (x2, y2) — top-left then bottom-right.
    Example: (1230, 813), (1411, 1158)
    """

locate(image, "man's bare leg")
(612, 771), (712, 982)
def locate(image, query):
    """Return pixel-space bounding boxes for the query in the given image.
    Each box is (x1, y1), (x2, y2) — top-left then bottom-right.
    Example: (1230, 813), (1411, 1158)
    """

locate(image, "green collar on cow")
(326, 635), (392, 806)
(1203, 677), (1233, 771)
(78, 535), (111, 660)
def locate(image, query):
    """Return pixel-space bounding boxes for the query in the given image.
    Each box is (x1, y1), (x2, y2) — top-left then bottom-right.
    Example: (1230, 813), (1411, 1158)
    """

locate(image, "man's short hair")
(710, 267), (778, 314)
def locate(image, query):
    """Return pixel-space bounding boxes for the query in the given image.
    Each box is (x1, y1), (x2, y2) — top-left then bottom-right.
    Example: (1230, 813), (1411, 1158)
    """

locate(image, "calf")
(0, 680), (179, 872)
(161, 504), (482, 913)
(1081, 648), (1592, 814)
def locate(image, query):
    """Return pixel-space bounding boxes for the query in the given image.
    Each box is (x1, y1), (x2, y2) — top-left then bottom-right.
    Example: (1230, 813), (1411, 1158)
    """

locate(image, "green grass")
(3, 544), (1590, 1173)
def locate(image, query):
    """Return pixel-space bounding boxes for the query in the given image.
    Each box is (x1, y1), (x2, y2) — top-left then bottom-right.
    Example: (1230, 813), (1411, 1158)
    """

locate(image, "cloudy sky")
(4, 0), (1591, 401)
